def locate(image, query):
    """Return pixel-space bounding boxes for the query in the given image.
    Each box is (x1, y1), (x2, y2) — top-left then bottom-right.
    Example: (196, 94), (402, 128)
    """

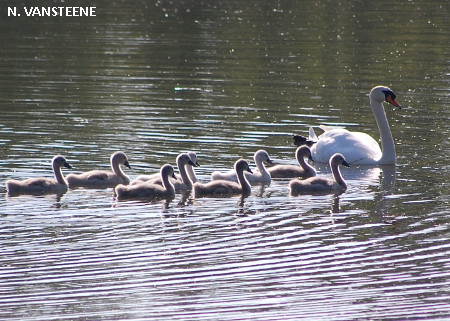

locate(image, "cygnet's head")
(177, 153), (198, 167)
(254, 150), (274, 165)
(234, 159), (253, 174)
(53, 155), (72, 169)
(160, 164), (177, 179)
(296, 146), (314, 162)
(329, 153), (350, 168)
(111, 151), (131, 169)
(187, 151), (200, 167)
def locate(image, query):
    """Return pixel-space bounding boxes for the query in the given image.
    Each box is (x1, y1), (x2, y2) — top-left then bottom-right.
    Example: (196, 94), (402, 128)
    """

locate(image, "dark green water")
(0, 1), (448, 320)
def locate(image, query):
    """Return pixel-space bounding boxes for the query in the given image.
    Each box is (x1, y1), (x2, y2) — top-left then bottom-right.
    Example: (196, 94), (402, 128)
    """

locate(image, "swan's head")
(177, 153), (198, 167)
(235, 159), (253, 174)
(370, 86), (402, 109)
(187, 151), (200, 167)
(160, 164), (177, 179)
(53, 155), (72, 169)
(296, 146), (314, 162)
(111, 151), (131, 169)
(329, 153), (350, 168)
(254, 149), (274, 165)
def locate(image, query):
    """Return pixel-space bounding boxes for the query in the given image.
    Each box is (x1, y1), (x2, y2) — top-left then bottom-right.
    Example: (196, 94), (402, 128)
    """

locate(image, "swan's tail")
(293, 127), (317, 147)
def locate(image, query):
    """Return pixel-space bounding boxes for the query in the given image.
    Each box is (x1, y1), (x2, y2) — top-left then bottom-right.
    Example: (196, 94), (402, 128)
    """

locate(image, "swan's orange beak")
(386, 95), (402, 109)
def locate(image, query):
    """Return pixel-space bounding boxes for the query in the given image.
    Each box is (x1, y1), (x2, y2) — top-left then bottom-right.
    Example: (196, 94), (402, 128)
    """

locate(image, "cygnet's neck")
(370, 97), (396, 164)
(185, 165), (198, 183)
(297, 153), (316, 176)
(53, 163), (68, 186)
(254, 153), (270, 178)
(161, 170), (176, 195)
(178, 158), (192, 187)
(236, 167), (252, 195)
(331, 162), (347, 189)
(111, 159), (129, 180)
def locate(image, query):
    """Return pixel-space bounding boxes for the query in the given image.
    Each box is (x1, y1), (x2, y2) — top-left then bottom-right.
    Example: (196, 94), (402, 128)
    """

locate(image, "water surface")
(0, 0), (449, 320)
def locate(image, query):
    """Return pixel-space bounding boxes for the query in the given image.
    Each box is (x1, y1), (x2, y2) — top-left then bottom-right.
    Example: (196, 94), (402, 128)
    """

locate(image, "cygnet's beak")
(64, 162), (72, 169)
(266, 157), (274, 165)
(124, 161), (131, 169)
(246, 166), (253, 174)
(342, 160), (350, 168)
(188, 160), (199, 167)
(308, 155), (314, 162)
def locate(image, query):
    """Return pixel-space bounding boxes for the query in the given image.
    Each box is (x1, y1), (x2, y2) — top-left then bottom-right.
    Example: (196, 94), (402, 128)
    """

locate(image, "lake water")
(1, 0), (449, 320)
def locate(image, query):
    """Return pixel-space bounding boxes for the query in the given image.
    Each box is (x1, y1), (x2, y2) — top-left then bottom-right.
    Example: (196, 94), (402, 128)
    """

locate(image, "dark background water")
(0, 1), (449, 320)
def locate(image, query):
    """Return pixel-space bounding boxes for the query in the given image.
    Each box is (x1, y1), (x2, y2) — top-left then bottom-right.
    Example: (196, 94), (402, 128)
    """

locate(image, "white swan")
(211, 150), (273, 184)
(289, 153), (350, 195)
(66, 151), (131, 188)
(194, 159), (252, 197)
(6, 155), (72, 195)
(293, 86), (402, 164)
(115, 164), (176, 199)
(268, 146), (316, 178)
(137, 153), (197, 191)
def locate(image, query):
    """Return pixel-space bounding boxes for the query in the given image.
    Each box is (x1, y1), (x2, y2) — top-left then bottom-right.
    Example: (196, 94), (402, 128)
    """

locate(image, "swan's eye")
(382, 90), (396, 101)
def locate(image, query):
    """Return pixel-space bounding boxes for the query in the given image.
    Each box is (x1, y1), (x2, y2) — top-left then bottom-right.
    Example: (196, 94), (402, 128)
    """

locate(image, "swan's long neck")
(178, 159), (192, 187)
(297, 154), (316, 176)
(185, 165), (198, 183)
(331, 163), (347, 189)
(53, 164), (68, 186)
(162, 171), (175, 195)
(236, 169), (252, 195)
(371, 98), (396, 164)
(255, 155), (269, 178)
(112, 160), (129, 180)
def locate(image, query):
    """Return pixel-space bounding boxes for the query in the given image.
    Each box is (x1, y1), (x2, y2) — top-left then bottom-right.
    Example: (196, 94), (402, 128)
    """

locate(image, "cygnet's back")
(194, 159), (252, 197)
(289, 153), (349, 195)
(67, 151), (131, 188)
(115, 164), (176, 199)
(211, 150), (273, 184)
(6, 155), (72, 195)
(137, 153), (197, 191)
(268, 146), (316, 178)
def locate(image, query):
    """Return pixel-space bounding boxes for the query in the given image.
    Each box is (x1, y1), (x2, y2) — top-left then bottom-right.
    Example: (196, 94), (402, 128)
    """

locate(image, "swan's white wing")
(311, 128), (382, 164)
(308, 127), (318, 141)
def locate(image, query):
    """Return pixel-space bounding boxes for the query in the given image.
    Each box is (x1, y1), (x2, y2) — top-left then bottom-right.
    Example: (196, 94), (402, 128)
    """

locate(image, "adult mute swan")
(194, 159), (253, 197)
(211, 150), (273, 184)
(135, 153), (197, 191)
(289, 153), (349, 195)
(293, 86), (402, 164)
(6, 155), (72, 195)
(115, 164), (176, 199)
(66, 151), (131, 188)
(267, 146), (316, 178)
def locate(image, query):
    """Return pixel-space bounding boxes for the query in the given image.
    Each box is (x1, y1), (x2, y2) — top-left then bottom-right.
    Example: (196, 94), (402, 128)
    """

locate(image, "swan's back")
(6, 155), (72, 195)
(144, 154), (197, 191)
(268, 146), (316, 178)
(211, 150), (272, 183)
(67, 151), (131, 188)
(311, 128), (381, 164)
(194, 159), (252, 197)
(268, 165), (314, 178)
(115, 164), (176, 199)
(289, 153), (349, 195)
(193, 179), (242, 197)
